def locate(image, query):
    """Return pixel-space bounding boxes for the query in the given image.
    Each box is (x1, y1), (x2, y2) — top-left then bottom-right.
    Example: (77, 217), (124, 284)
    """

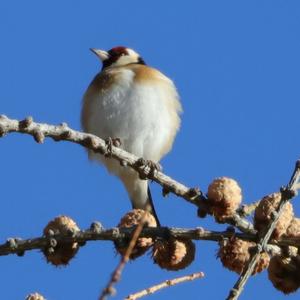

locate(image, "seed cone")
(268, 255), (300, 294)
(285, 217), (300, 238)
(43, 215), (80, 266)
(218, 237), (269, 275)
(207, 177), (242, 222)
(152, 238), (195, 271)
(254, 193), (294, 239)
(114, 209), (157, 260)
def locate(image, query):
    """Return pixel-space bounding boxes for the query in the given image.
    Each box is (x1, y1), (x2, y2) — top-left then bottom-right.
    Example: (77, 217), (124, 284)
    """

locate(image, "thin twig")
(0, 115), (255, 234)
(99, 210), (149, 300)
(226, 159), (300, 300)
(1, 225), (294, 258)
(237, 200), (260, 217)
(125, 272), (205, 300)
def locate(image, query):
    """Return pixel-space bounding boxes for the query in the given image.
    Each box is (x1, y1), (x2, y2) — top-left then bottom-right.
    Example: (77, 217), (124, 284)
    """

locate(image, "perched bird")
(81, 46), (182, 222)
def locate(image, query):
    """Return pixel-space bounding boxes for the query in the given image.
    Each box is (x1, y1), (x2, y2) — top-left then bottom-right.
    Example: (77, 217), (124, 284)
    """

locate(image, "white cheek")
(121, 55), (137, 65)
(111, 55), (138, 67)
(126, 49), (138, 56)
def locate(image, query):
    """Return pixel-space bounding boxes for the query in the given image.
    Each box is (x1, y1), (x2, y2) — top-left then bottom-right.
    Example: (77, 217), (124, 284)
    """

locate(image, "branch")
(1, 224), (296, 257)
(99, 210), (149, 300)
(0, 115), (254, 234)
(125, 272), (205, 300)
(226, 159), (300, 300)
(237, 200), (260, 217)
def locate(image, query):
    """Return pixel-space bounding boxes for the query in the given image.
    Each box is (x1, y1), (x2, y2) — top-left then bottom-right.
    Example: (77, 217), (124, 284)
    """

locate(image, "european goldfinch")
(81, 46), (182, 222)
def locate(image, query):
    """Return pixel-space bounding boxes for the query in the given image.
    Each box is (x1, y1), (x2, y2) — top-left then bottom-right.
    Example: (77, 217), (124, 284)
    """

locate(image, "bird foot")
(136, 158), (162, 179)
(105, 137), (121, 157)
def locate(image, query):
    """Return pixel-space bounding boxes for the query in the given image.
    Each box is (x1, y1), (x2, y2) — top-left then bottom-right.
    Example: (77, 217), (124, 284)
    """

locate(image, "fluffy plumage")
(81, 47), (182, 220)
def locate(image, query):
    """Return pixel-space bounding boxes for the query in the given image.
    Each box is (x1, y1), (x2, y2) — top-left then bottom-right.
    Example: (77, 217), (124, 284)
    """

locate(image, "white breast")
(82, 67), (181, 177)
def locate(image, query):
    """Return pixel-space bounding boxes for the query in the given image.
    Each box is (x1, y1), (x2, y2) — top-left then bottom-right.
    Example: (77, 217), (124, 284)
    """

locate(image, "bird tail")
(122, 174), (161, 226)
(147, 186), (161, 226)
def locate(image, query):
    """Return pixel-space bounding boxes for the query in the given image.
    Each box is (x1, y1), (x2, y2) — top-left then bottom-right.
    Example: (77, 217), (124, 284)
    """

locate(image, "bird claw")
(105, 137), (121, 157)
(136, 158), (162, 179)
(147, 160), (162, 173)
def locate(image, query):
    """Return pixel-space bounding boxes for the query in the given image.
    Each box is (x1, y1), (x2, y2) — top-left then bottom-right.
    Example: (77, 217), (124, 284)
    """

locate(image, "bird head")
(90, 46), (146, 70)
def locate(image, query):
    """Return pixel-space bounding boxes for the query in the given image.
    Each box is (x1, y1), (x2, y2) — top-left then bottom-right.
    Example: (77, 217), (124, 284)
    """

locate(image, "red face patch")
(108, 46), (128, 57)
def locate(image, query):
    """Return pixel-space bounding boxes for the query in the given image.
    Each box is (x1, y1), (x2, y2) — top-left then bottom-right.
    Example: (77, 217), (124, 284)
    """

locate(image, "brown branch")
(125, 272), (205, 300)
(1, 224), (297, 258)
(99, 210), (149, 300)
(226, 159), (300, 300)
(0, 115), (255, 234)
(237, 200), (260, 217)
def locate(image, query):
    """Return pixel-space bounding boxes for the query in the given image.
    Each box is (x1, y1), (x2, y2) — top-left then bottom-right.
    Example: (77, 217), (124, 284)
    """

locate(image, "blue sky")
(1, 1), (300, 299)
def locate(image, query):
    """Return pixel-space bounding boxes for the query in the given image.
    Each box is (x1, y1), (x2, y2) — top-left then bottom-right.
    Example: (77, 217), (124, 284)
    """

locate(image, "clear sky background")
(1, 1), (300, 299)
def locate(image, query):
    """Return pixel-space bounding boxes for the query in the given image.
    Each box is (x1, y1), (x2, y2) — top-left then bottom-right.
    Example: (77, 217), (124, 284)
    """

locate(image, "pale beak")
(90, 48), (109, 61)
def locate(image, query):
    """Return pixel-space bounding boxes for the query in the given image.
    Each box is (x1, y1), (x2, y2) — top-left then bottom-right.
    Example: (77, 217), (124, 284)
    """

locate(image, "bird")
(81, 46), (182, 223)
